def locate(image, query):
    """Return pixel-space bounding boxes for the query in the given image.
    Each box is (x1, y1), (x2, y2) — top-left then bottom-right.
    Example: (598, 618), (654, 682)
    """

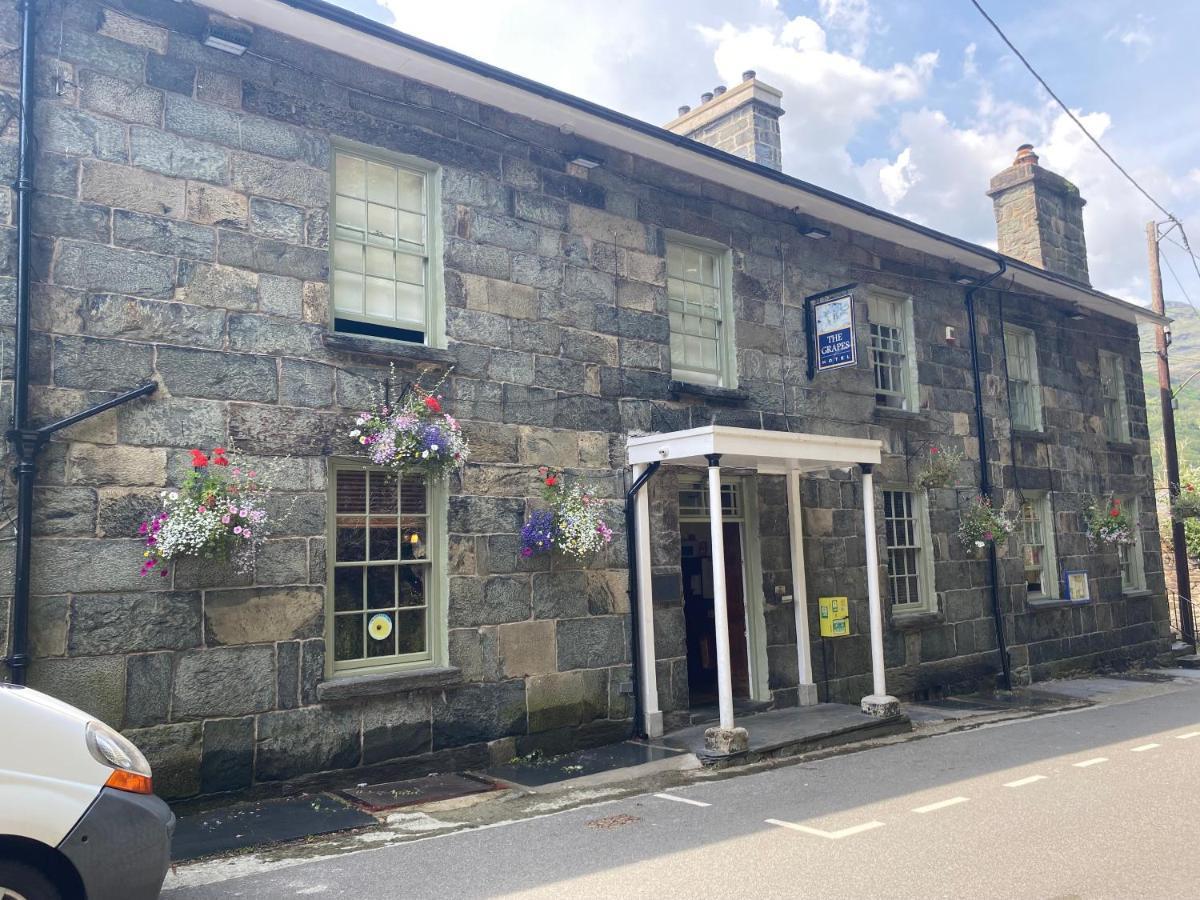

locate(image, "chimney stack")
(987, 144), (1090, 284)
(665, 70), (784, 171)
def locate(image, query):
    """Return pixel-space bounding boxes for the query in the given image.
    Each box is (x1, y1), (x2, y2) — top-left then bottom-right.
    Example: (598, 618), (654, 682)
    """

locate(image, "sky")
(329, 0), (1200, 307)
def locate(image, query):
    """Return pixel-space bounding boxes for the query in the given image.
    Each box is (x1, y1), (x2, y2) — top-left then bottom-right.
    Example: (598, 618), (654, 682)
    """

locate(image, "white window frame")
(1004, 324), (1043, 432)
(330, 139), (444, 347)
(665, 232), (737, 388)
(1019, 492), (1059, 599)
(326, 460), (448, 677)
(1118, 496), (1146, 592)
(882, 488), (937, 614)
(867, 290), (919, 411)
(1099, 350), (1130, 442)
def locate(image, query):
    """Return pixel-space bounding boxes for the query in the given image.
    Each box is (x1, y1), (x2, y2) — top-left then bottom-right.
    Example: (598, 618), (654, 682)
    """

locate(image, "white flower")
(349, 429), (361, 438)
(168, 492), (179, 501)
(421, 450), (429, 458)
(430, 444), (440, 452)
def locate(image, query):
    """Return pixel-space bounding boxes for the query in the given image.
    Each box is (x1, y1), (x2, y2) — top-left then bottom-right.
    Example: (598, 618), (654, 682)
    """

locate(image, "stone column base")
(798, 683), (820, 707)
(860, 694), (900, 719)
(643, 710), (664, 739)
(704, 726), (749, 755)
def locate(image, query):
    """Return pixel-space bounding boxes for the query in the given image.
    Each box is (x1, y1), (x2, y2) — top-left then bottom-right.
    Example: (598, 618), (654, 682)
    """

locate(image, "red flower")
(424, 395), (442, 414)
(190, 449), (209, 467)
(213, 447), (226, 455)
(545, 476), (557, 487)
(213, 455), (229, 467)
(1110, 507), (1120, 518)
(930, 447), (939, 454)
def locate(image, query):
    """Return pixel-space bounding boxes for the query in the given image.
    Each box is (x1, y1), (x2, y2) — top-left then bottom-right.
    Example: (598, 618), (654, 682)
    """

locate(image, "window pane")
(397, 210), (425, 247)
(368, 473), (397, 513)
(334, 567), (362, 612)
(335, 195), (365, 235)
(400, 476), (427, 514)
(365, 276), (395, 320)
(366, 565), (395, 609)
(401, 520), (427, 560)
(333, 240), (363, 273)
(337, 470), (367, 513)
(336, 521), (366, 562)
(333, 270), (363, 315)
(396, 609), (426, 654)
(365, 246), (394, 279)
(367, 612), (396, 657)
(395, 253), (424, 286)
(397, 169), (425, 212)
(367, 203), (396, 246)
(335, 153), (365, 199)
(399, 566), (427, 608)
(366, 161), (396, 204)
(334, 614), (363, 662)
(369, 518), (399, 561)
(396, 281), (425, 325)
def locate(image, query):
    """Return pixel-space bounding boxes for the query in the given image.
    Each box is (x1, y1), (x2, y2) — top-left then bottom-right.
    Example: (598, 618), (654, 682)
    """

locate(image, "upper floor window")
(1019, 493), (1058, 598)
(867, 292), (917, 410)
(1118, 496), (1146, 592)
(1099, 350), (1130, 442)
(883, 489), (936, 613)
(1004, 325), (1043, 431)
(666, 237), (736, 387)
(329, 464), (445, 674)
(332, 145), (441, 345)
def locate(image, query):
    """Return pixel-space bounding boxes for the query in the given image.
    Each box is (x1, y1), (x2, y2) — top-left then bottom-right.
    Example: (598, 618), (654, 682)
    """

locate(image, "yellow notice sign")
(818, 596), (850, 638)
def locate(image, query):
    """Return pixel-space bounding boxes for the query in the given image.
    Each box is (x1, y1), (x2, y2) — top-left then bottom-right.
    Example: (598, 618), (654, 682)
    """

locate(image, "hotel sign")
(806, 286), (858, 378)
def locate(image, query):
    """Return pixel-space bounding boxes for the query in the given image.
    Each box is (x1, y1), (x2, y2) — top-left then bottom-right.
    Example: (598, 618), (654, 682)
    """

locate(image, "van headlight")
(86, 720), (153, 794)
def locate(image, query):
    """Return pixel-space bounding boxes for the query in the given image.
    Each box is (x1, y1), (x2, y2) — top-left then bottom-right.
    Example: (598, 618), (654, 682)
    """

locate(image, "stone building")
(0, 0), (1171, 798)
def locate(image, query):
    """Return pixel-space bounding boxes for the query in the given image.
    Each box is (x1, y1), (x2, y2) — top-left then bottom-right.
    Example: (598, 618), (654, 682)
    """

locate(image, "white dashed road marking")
(654, 793), (711, 808)
(1073, 757), (1108, 768)
(1004, 775), (1048, 788)
(911, 796), (969, 814)
(1130, 743), (1160, 752)
(765, 819), (885, 840)
(1175, 731), (1200, 740)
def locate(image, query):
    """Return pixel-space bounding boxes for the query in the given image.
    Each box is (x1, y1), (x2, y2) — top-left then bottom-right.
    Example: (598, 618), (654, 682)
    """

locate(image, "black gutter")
(964, 258), (1013, 692)
(624, 461), (660, 739)
(271, 0), (1153, 321)
(3, 0), (157, 684)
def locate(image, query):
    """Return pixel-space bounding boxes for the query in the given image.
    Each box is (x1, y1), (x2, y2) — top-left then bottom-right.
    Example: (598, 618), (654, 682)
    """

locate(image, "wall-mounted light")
(951, 274), (977, 286)
(202, 19), (252, 56)
(801, 226), (830, 239)
(570, 154), (602, 169)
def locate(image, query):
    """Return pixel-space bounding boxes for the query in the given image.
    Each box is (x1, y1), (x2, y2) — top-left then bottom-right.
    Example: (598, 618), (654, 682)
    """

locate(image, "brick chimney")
(987, 144), (1090, 284)
(665, 70), (784, 171)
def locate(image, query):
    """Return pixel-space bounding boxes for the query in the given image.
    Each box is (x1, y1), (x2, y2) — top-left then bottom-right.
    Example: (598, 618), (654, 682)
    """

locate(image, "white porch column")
(706, 454), (736, 732)
(859, 463), (900, 719)
(633, 463), (663, 738)
(786, 469), (818, 706)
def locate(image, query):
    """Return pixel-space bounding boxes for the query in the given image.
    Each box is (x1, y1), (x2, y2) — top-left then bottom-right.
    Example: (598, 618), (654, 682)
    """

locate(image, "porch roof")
(625, 425), (882, 475)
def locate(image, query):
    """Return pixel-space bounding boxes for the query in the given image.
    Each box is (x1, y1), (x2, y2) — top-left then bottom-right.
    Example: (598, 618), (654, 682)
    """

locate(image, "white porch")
(626, 425), (899, 746)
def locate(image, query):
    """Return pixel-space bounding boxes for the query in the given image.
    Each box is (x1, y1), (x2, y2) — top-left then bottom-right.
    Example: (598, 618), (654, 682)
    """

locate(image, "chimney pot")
(713, 85), (726, 96)
(1014, 144), (1039, 166)
(742, 69), (756, 81)
(700, 92), (714, 104)
(678, 105), (691, 116)
(666, 74), (784, 171)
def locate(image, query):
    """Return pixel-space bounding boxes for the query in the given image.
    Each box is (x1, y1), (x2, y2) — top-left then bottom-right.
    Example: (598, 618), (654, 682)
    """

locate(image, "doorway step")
(683, 696), (772, 727)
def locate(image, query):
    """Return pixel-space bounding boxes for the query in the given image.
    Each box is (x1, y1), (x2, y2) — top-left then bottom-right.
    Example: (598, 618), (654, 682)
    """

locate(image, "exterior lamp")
(801, 226), (830, 239)
(570, 154), (602, 169)
(202, 19), (252, 56)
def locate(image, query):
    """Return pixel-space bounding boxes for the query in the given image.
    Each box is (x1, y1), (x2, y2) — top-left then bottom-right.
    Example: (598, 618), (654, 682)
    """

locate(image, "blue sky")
(328, 0), (1200, 305)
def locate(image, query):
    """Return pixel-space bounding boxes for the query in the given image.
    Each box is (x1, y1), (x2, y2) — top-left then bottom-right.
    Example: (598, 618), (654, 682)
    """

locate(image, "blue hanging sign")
(811, 290), (857, 373)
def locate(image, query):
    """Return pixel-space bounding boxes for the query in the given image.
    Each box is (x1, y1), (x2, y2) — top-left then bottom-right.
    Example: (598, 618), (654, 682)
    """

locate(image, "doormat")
(487, 740), (686, 788)
(338, 773), (497, 812)
(171, 793), (375, 862)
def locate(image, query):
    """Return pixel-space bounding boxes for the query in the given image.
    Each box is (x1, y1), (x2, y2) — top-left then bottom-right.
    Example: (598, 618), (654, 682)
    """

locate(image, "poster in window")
(813, 293), (857, 372)
(1063, 570), (1090, 602)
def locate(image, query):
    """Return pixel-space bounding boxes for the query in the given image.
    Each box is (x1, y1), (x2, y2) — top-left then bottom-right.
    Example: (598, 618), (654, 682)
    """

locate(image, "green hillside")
(1143, 302), (1200, 480)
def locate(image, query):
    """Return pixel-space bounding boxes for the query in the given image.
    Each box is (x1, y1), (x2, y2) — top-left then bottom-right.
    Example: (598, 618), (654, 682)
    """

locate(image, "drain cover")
(338, 773), (496, 811)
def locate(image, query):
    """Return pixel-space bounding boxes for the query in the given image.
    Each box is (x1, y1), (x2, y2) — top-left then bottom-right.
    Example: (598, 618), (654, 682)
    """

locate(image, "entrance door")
(680, 520), (750, 706)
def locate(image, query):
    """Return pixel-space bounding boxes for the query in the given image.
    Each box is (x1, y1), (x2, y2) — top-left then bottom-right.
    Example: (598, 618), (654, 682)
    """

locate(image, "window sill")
(1026, 596), (1089, 611)
(872, 405), (924, 424)
(890, 609), (944, 630)
(317, 665), (461, 702)
(1121, 588), (1151, 598)
(668, 380), (748, 405)
(322, 332), (454, 365)
(1010, 428), (1050, 442)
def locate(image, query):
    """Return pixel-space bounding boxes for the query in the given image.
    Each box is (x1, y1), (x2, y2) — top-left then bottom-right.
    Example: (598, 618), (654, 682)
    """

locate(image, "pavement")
(163, 668), (1200, 898)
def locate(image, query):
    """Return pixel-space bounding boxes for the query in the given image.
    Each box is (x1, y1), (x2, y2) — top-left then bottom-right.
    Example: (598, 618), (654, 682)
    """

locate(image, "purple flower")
(420, 424), (445, 453)
(520, 509), (557, 558)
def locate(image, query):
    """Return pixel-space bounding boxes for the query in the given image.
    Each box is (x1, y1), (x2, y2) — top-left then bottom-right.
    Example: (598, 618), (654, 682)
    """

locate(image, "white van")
(0, 683), (174, 899)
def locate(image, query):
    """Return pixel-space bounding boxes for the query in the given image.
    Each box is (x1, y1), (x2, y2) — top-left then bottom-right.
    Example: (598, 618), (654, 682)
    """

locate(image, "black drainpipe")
(964, 257), (1013, 692)
(624, 461), (661, 739)
(4, 0), (157, 685)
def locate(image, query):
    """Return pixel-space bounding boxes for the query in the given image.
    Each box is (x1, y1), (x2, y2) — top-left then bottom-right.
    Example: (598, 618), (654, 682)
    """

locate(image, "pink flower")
(198, 505), (207, 514)
(233, 526), (242, 534)
(221, 515), (231, 524)
(138, 522), (148, 535)
(242, 529), (252, 538)
(239, 508), (249, 517)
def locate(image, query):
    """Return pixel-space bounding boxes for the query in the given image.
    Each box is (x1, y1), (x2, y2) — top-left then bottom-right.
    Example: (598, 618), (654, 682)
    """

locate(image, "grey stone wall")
(685, 102), (783, 172)
(0, 0), (1170, 799)
(989, 162), (1090, 285)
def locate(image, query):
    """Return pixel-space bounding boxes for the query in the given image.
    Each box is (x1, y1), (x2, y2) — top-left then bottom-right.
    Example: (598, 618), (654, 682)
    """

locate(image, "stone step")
(1175, 654), (1200, 670)
(685, 698), (772, 726)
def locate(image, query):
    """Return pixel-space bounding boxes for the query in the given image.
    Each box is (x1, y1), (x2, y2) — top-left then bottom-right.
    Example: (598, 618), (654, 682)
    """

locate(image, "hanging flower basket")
(1172, 482), (1200, 520)
(138, 448), (268, 577)
(1084, 495), (1134, 550)
(917, 445), (963, 490)
(957, 494), (1016, 552)
(349, 371), (469, 480)
(520, 467), (614, 560)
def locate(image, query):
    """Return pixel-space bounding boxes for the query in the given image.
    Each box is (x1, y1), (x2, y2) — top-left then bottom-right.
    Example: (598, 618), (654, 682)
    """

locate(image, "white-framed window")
(1099, 350), (1130, 442)
(882, 489), (936, 613)
(678, 478), (741, 519)
(1004, 325), (1043, 431)
(328, 462), (446, 675)
(867, 292), (918, 411)
(1118, 496), (1146, 592)
(1019, 493), (1058, 598)
(666, 236), (736, 387)
(331, 142), (442, 346)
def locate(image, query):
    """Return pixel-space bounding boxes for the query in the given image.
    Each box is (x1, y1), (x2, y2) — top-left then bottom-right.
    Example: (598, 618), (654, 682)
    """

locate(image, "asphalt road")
(168, 679), (1200, 899)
